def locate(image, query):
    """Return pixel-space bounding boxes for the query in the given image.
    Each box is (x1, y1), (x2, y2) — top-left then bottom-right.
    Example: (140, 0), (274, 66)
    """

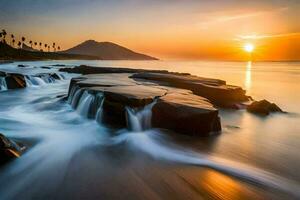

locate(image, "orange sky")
(1, 0), (299, 61)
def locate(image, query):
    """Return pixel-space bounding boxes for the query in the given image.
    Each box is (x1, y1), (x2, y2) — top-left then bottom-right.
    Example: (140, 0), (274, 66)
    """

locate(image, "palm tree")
(21, 37), (25, 48)
(29, 40), (33, 48)
(10, 34), (14, 46)
(57, 46), (61, 51)
(12, 39), (15, 47)
(44, 44), (47, 52)
(2, 29), (7, 43)
(17, 41), (21, 49)
(48, 46), (50, 52)
(34, 42), (37, 48)
(39, 42), (42, 51)
(52, 42), (56, 52)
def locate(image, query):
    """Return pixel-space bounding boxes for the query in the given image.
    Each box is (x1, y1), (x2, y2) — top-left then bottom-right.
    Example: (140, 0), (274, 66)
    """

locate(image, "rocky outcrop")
(247, 100), (283, 115)
(68, 73), (222, 135)
(131, 72), (249, 107)
(0, 133), (26, 164)
(152, 89), (221, 136)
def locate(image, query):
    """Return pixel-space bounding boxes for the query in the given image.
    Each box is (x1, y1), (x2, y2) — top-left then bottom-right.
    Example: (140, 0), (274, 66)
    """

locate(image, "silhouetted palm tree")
(17, 41), (21, 49)
(44, 44), (47, 51)
(10, 34), (14, 46)
(48, 46), (50, 52)
(21, 37), (25, 48)
(29, 40), (33, 48)
(2, 29), (7, 43)
(39, 42), (42, 51)
(57, 46), (61, 51)
(34, 42), (37, 48)
(12, 39), (15, 47)
(52, 42), (56, 52)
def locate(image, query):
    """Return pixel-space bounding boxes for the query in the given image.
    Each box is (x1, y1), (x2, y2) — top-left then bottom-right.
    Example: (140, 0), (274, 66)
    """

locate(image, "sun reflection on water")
(245, 61), (252, 91)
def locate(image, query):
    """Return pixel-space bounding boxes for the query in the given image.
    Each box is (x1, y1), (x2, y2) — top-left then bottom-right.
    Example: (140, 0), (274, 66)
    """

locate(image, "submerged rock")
(0, 133), (26, 164)
(152, 89), (221, 136)
(247, 100), (283, 115)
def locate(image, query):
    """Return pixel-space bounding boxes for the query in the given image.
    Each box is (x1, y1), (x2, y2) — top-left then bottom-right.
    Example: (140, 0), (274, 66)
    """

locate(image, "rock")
(17, 64), (28, 68)
(59, 65), (171, 75)
(131, 72), (249, 107)
(0, 71), (6, 77)
(5, 73), (27, 89)
(67, 73), (222, 135)
(52, 64), (66, 67)
(247, 100), (283, 115)
(152, 89), (221, 136)
(0, 133), (26, 164)
(88, 84), (166, 126)
(40, 66), (51, 69)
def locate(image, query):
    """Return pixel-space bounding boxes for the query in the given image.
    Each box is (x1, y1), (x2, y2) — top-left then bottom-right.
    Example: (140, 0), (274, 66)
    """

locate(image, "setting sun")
(244, 43), (255, 53)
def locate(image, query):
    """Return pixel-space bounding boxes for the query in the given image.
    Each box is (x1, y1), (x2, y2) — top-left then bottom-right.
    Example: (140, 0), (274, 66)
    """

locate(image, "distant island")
(0, 37), (157, 61)
(64, 40), (158, 60)
(0, 42), (98, 61)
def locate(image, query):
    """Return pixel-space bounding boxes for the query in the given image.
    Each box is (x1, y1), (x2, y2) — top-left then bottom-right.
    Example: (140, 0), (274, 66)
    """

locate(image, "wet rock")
(0, 133), (26, 164)
(5, 73), (27, 89)
(152, 89), (221, 136)
(247, 100), (283, 115)
(17, 64), (28, 68)
(68, 73), (222, 135)
(52, 64), (66, 67)
(90, 84), (167, 126)
(59, 65), (170, 75)
(0, 71), (6, 77)
(131, 72), (249, 107)
(40, 66), (51, 69)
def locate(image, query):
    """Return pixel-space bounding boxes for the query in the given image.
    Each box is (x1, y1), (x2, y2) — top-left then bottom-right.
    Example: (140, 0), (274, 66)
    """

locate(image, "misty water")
(0, 60), (299, 199)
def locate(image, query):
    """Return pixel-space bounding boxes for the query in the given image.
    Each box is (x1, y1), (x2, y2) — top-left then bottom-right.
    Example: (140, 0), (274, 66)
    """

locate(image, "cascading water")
(25, 73), (64, 87)
(76, 91), (95, 117)
(95, 95), (105, 123)
(0, 77), (7, 91)
(125, 100), (157, 132)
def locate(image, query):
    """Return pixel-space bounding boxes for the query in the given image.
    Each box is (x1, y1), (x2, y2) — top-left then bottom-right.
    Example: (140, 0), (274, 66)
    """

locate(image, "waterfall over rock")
(0, 77), (7, 91)
(76, 91), (95, 117)
(126, 100), (157, 132)
(95, 96), (105, 123)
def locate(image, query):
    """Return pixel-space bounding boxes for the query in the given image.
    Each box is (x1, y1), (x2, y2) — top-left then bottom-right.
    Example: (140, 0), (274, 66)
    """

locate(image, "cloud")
(198, 6), (288, 29)
(236, 32), (300, 40)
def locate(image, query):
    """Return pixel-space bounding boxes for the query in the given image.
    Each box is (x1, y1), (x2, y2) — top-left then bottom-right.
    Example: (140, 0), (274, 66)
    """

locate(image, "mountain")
(64, 40), (158, 60)
(0, 42), (98, 61)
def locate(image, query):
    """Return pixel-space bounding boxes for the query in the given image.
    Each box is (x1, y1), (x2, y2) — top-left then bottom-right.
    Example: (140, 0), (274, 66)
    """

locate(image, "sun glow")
(244, 43), (254, 53)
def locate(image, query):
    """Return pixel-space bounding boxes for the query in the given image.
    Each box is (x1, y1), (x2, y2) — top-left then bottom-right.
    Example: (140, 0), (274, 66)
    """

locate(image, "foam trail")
(111, 130), (300, 198)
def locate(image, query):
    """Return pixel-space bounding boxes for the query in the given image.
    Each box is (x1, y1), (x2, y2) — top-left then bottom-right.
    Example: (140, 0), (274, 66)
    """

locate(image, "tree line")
(0, 29), (61, 52)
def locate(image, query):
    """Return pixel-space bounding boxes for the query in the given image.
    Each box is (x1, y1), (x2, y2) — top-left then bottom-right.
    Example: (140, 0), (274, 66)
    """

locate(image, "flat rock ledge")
(60, 65), (249, 107)
(68, 73), (221, 136)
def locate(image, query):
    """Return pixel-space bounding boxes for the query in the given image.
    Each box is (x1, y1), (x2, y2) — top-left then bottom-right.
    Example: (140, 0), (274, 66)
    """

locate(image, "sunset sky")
(1, 0), (299, 61)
